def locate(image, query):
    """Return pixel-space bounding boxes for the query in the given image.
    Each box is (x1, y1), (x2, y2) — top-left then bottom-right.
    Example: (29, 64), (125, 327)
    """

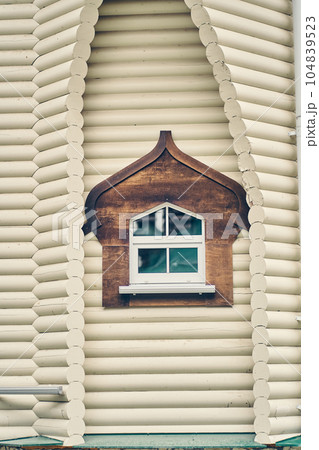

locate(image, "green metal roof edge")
(0, 436), (63, 446)
(79, 433), (266, 448)
(0, 433), (266, 449)
(275, 435), (301, 447)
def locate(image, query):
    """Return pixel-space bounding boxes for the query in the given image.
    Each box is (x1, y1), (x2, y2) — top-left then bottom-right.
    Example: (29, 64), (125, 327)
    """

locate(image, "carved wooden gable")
(84, 131), (249, 307)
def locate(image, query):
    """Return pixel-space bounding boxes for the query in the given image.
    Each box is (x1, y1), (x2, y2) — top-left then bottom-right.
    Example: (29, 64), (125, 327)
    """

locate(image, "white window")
(130, 203), (205, 285)
(119, 203), (215, 294)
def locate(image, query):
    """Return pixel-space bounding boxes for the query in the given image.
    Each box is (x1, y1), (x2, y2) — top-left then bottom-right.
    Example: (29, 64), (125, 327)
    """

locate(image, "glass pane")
(168, 208), (202, 236)
(133, 208), (166, 236)
(138, 248), (167, 273)
(169, 248), (198, 273)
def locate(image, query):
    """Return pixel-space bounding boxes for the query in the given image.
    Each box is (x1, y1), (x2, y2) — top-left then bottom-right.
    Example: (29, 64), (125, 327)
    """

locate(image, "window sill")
(119, 284), (215, 295)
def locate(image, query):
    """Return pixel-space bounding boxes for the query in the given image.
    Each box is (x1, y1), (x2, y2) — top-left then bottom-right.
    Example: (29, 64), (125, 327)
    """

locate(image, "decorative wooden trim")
(83, 130), (249, 235)
(84, 131), (250, 307)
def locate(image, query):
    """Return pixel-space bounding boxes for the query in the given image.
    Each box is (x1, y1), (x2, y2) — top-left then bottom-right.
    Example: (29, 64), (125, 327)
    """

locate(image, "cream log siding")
(185, 0), (300, 444)
(27, 0), (101, 446)
(0, 1), (38, 441)
(82, 0), (254, 434)
(0, 0), (300, 445)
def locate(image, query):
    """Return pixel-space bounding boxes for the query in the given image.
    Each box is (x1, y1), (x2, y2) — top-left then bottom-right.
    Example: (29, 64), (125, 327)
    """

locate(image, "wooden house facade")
(0, 0), (300, 448)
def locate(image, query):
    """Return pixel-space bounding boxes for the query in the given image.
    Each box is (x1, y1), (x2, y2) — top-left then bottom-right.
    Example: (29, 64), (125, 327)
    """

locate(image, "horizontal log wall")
(185, 0), (300, 444)
(0, 1), (38, 441)
(82, 0), (253, 434)
(0, 0), (299, 445)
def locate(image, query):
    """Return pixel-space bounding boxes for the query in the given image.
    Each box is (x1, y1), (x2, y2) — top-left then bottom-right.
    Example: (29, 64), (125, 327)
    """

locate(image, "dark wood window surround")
(83, 131), (249, 308)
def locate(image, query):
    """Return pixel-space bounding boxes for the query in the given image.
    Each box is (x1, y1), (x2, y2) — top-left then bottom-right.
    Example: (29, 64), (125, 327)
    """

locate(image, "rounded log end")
(66, 126), (84, 146)
(233, 135), (251, 155)
(254, 415), (271, 434)
(250, 273), (267, 293)
(219, 80), (237, 102)
(63, 434), (85, 446)
(249, 222), (266, 241)
(237, 153), (256, 172)
(66, 329), (85, 349)
(206, 42), (224, 65)
(251, 291), (268, 312)
(224, 99), (241, 121)
(66, 347), (85, 366)
(66, 364), (85, 384)
(213, 60), (231, 83)
(248, 205), (265, 225)
(65, 260), (85, 279)
(74, 41), (92, 62)
(199, 23), (217, 47)
(190, 4), (210, 28)
(65, 381), (85, 401)
(254, 432), (272, 444)
(184, 0), (199, 8)
(65, 277), (84, 297)
(67, 296), (85, 314)
(254, 397), (271, 416)
(68, 76), (86, 97)
(66, 245), (85, 263)
(253, 361), (270, 381)
(252, 343), (270, 363)
(252, 326), (269, 346)
(66, 93), (84, 113)
(251, 309), (268, 329)
(80, 6), (99, 27)
(67, 417), (85, 436)
(66, 399), (85, 419)
(65, 311), (85, 331)
(250, 257), (266, 277)
(228, 117), (246, 139)
(70, 58), (88, 79)
(253, 379), (270, 399)
(249, 239), (266, 259)
(242, 171), (260, 190)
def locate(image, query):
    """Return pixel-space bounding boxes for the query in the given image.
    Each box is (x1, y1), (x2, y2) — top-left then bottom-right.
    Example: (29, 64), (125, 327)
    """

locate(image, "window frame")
(129, 202), (206, 285)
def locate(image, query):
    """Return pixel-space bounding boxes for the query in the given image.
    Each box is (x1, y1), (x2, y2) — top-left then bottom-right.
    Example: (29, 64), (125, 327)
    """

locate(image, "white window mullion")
(129, 202), (206, 285)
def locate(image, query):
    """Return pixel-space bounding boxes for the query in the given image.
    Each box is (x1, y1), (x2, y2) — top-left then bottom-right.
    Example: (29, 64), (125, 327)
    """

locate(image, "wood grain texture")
(84, 131), (249, 307)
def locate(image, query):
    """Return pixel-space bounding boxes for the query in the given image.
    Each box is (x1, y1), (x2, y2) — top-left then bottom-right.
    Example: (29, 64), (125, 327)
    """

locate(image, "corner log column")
(29, 0), (102, 445)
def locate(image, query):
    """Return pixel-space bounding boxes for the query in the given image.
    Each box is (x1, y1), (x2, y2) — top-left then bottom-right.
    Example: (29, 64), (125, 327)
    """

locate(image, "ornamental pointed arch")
(83, 130), (249, 236)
